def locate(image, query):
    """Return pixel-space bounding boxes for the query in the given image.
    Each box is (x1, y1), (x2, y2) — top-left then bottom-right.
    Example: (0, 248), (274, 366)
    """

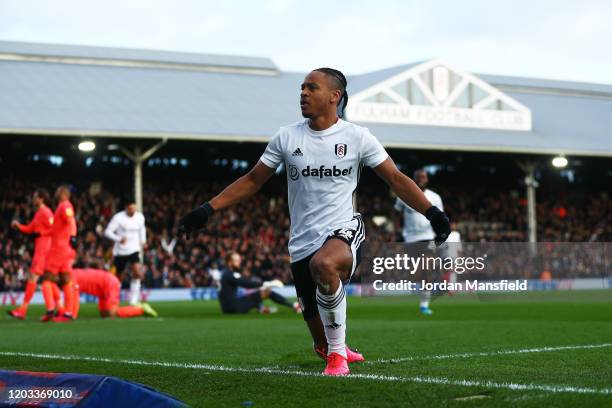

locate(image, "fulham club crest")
(335, 143), (347, 158)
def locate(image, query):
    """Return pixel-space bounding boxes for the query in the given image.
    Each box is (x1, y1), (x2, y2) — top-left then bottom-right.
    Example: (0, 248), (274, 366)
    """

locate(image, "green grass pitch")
(1, 291), (612, 407)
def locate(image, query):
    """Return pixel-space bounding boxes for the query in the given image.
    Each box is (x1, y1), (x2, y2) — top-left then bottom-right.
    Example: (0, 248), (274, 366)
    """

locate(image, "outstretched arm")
(178, 161), (276, 236)
(373, 157), (450, 244)
(13, 220), (34, 234)
(372, 158), (431, 214)
(209, 161), (276, 211)
(226, 273), (262, 289)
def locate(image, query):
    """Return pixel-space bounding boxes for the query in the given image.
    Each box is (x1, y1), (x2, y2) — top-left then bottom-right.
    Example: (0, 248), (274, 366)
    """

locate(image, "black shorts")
(291, 215), (364, 321)
(112, 252), (141, 274)
(221, 292), (263, 314)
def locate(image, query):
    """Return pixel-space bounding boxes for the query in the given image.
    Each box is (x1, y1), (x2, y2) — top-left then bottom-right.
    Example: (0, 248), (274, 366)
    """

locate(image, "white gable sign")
(346, 60), (532, 131)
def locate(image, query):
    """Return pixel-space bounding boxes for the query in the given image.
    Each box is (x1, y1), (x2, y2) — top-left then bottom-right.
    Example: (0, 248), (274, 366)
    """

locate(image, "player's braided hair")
(314, 67), (348, 118)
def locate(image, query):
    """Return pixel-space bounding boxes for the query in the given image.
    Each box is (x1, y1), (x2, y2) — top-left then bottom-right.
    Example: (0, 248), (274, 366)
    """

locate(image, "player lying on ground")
(179, 68), (450, 375)
(217, 252), (301, 314)
(8, 189), (63, 320)
(70, 268), (157, 319)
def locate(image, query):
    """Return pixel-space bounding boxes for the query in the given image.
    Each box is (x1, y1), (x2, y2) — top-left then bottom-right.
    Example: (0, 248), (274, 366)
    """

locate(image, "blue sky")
(1, 0), (611, 84)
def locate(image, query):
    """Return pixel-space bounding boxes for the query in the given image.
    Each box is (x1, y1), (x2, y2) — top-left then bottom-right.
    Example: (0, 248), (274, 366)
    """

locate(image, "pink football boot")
(323, 352), (349, 376)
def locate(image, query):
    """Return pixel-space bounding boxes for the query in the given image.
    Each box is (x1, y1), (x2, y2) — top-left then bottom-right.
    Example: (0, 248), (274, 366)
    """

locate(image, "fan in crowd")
(0, 175), (609, 293)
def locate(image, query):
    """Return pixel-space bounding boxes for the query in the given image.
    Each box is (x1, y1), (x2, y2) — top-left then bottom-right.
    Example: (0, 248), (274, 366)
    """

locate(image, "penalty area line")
(368, 343), (612, 365)
(0, 351), (611, 395)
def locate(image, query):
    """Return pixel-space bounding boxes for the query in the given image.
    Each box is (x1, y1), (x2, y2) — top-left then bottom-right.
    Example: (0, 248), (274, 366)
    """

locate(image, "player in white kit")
(394, 169), (444, 315)
(178, 68), (450, 375)
(105, 198), (147, 305)
(443, 224), (462, 292)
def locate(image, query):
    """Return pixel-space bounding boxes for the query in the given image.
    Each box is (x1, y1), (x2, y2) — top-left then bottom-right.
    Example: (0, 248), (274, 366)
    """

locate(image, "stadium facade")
(0, 41), (610, 240)
(1, 40), (611, 155)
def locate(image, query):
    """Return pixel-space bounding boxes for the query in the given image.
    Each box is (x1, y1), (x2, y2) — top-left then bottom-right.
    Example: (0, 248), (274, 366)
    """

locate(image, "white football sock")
(316, 282), (347, 359)
(420, 290), (431, 308)
(129, 279), (141, 305)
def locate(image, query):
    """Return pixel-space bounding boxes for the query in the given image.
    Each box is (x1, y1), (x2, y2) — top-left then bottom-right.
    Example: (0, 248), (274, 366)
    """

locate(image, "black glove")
(425, 206), (450, 245)
(178, 202), (214, 239)
(70, 236), (78, 249)
(31, 232), (41, 239)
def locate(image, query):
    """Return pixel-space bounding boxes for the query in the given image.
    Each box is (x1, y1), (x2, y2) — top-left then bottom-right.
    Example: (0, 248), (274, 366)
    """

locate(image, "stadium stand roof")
(0, 41), (277, 73)
(1, 40), (611, 157)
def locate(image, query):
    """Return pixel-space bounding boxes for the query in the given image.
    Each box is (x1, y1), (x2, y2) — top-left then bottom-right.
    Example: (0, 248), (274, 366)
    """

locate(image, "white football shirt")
(394, 189), (443, 243)
(260, 118), (388, 261)
(104, 210), (147, 256)
(445, 230), (462, 258)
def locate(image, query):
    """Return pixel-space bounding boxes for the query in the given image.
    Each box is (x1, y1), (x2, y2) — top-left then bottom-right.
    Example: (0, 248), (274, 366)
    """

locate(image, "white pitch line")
(367, 343), (612, 365)
(1, 351), (611, 395)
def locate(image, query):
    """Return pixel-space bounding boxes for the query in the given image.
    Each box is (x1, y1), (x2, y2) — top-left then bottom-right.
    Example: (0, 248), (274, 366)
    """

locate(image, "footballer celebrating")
(105, 197), (147, 305)
(179, 68), (450, 375)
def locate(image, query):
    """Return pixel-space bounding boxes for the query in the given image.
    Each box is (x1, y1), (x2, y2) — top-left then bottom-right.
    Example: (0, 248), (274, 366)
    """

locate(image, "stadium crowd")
(1, 172), (609, 292)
